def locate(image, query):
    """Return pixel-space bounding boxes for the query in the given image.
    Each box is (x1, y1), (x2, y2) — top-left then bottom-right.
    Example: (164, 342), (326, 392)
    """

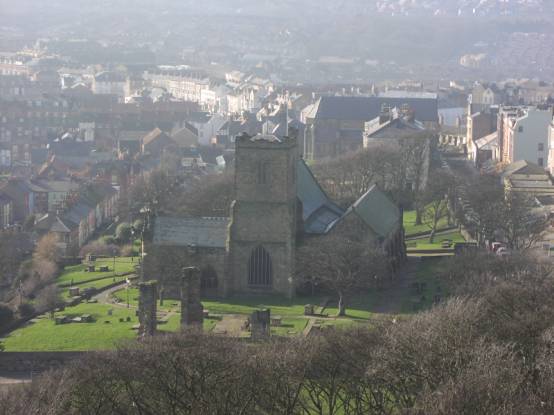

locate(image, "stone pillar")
(250, 309), (271, 340)
(138, 280), (158, 337)
(181, 267), (204, 329)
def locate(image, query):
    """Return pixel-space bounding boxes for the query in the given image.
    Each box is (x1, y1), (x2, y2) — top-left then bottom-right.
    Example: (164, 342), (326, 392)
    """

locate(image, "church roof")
(153, 216), (229, 248)
(344, 185), (401, 238)
(296, 159), (344, 234)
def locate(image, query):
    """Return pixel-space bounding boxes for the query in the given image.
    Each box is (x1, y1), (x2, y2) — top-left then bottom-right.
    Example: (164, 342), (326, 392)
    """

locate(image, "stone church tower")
(228, 133), (298, 298)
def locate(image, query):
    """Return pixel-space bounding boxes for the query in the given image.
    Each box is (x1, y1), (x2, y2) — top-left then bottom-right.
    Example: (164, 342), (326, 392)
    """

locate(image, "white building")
(500, 107), (553, 169)
(145, 70), (210, 103)
(92, 71), (126, 99)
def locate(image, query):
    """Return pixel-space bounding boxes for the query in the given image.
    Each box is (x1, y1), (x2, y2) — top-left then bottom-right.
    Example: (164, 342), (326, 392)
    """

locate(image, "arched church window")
(248, 246), (273, 287)
(200, 265), (218, 290)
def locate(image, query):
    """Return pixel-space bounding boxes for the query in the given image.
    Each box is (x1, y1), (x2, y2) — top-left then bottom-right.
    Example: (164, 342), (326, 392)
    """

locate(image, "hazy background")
(1, 0), (553, 82)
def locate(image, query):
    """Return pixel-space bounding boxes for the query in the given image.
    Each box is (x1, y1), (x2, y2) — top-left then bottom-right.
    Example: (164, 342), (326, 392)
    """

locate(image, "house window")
(257, 161), (268, 184)
(539, 143), (544, 151)
(538, 158), (544, 167)
(518, 126), (523, 133)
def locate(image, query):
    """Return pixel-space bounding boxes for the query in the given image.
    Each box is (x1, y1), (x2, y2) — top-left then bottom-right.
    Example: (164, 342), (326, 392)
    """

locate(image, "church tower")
(228, 133), (298, 298)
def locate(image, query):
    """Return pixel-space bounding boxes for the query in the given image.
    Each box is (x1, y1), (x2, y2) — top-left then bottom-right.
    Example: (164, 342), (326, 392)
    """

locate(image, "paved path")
(213, 314), (248, 337)
(92, 280), (135, 309)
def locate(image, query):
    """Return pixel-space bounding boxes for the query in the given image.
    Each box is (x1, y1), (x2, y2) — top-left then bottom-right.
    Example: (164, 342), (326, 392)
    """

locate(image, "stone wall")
(0, 352), (86, 373)
(138, 280), (157, 337)
(180, 267), (203, 328)
(229, 135), (297, 298)
(143, 245), (227, 299)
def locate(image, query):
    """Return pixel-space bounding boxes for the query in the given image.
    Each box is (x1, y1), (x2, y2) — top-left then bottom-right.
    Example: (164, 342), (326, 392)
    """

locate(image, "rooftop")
(153, 217), (230, 248)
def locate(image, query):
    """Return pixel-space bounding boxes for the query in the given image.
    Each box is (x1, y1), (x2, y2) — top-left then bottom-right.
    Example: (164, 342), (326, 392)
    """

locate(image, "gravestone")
(304, 304), (315, 316)
(180, 267), (204, 329)
(251, 309), (271, 340)
(138, 280), (158, 337)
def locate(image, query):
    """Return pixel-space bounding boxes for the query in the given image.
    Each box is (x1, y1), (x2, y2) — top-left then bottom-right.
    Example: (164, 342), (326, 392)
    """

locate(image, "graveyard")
(1, 258), (445, 351)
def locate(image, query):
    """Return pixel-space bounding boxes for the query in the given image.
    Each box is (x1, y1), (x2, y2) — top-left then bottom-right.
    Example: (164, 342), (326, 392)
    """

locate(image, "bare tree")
(34, 233), (62, 263)
(296, 234), (388, 316)
(497, 192), (549, 251)
(36, 284), (64, 318)
(421, 170), (456, 243)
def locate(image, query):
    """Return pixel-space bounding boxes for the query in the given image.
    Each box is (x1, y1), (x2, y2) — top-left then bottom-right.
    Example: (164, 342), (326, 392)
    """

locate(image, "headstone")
(87, 254), (96, 262)
(138, 280), (158, 337)
(88, 265), (95, 273)
(69, 287), (80, 297)
(304, 304), (315, 316)
(250, 309), (271, 340)
(180, 267), (204, 329)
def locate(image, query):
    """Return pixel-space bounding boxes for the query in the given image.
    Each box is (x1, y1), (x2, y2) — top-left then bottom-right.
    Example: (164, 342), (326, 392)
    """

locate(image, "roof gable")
(296, 159), (344, 234)
(344, 185), (401, 238)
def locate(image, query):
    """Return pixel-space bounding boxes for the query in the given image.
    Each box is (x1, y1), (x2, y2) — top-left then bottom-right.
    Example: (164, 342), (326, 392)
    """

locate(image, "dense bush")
(100, 235), (117, 246)
(17, 302), (35, 319)
(0, 303), (14, 328)
(115, 223), (132, 244)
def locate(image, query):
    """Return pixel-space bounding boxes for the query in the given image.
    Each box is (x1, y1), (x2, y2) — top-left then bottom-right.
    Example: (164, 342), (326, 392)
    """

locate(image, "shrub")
(115, 223), (132, 244)
(17, 302), (35, 319)
(100, 235), (117, 246)
(132, 219), (144, 233)
(0, 303), (14, 328)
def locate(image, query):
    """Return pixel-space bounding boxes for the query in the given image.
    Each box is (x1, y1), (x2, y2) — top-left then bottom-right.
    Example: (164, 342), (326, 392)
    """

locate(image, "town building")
(302, 94), (438, 160)
(498, 106), (553, 168)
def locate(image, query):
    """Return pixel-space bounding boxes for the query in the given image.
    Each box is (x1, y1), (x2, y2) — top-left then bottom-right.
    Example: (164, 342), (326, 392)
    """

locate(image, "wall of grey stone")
(0, 352), (86, 373)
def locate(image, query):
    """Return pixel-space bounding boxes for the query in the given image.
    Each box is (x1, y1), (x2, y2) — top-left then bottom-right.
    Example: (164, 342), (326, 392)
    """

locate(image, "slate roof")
(296, 159), (344, 234)
(153, 217), (230, 248)
(313, 96), (438, 123)
(35, 213), (72, 233)
(475, 132), (498, 150)
(142, 128), (166, 145)
(502, 160), (547, 178)
(343, 185), (401, 238)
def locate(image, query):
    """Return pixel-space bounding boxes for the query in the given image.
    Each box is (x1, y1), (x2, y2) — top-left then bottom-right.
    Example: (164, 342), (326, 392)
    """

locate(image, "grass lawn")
(114, 289), (378, 321)
(57, 257), (138, 286)
(403, 208), (451, 237)
(406, 231), (466, 251)
(2, 303), (139, 351)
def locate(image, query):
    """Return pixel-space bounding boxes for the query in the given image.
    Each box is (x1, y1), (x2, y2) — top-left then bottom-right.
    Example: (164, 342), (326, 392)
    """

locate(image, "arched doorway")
(248, 246), (272, 287)
(200, 265), (219, 296)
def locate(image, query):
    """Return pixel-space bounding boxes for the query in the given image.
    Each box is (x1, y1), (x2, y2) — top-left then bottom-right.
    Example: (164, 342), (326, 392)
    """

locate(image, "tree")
(34, 233), (61, 263)
(497, 192), (549, 251)
(296, 234), (388, 316)
(115, 222), (132, 244)
(421, 169), (456, 243)
(462, 174), (505, 246)
(36, 285), (64, 319)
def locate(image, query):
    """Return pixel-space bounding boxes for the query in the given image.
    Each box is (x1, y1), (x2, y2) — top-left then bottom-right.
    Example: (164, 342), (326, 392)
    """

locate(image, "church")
(143, 132), (405, 299)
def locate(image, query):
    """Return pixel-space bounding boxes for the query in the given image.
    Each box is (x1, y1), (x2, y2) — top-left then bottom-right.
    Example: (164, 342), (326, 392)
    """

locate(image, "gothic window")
(257, 161), (268, 184)
(200, 265), (218, 293)
(248, 246), (273, 287)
